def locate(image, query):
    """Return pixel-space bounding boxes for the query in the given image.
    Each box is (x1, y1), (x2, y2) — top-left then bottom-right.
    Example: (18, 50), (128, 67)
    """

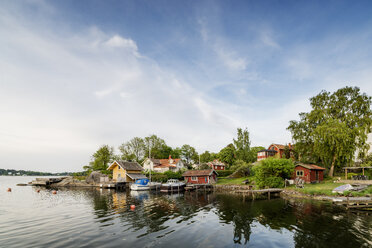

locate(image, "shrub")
(253, 158), (294, 189)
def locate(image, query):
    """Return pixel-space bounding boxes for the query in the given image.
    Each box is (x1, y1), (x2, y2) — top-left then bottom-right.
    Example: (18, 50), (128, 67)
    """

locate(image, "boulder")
(86, 171), (108, 184)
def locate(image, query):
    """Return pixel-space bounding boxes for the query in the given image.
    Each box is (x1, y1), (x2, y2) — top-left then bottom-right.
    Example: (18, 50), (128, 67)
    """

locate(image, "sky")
(1, 0), (372, 172)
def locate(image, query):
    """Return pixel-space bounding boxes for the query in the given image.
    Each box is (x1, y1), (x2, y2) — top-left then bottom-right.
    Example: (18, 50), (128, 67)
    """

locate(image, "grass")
(216, 176), (253, 185)
(291, 179), (372, 197)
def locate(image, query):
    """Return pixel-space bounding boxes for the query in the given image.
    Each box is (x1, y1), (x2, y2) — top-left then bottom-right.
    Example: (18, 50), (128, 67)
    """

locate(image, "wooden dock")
(335, 199), (372, 210)
(185, 184), (214, 192)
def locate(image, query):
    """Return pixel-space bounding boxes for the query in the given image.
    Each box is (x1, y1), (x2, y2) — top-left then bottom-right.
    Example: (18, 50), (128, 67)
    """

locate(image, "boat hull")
(160, 184), (186, 192)
(130, 184), (150, 191)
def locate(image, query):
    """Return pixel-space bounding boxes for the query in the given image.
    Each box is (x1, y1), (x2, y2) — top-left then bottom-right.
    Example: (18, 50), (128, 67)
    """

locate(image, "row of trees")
(288, 86), (372, 176)
(85, 128), (265, 173)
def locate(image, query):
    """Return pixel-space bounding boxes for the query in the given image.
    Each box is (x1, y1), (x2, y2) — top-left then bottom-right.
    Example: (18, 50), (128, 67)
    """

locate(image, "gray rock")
(86, 171), (108, 184)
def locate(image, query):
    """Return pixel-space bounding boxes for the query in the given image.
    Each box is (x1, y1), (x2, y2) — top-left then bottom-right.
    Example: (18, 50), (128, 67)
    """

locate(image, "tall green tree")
(118, 137), (145, 162)
(181, 144), (198, 165)
(233, 128), (253, 162)
(90, 145), (114, 173)
(288, 86), (372, 176)
(144, 134), (170, 159)
(218, 144), (236, 166)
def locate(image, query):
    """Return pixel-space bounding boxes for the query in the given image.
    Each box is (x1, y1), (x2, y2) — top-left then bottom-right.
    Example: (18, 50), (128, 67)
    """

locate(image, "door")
(315, 171), (319, 181)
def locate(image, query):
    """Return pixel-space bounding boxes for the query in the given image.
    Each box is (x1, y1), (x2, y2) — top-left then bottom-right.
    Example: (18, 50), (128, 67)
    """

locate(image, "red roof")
(207, 159), (226, 167)
(151, 156), (181, 168)
(296, 163), (325, 170)
(182, 169), (217, 177)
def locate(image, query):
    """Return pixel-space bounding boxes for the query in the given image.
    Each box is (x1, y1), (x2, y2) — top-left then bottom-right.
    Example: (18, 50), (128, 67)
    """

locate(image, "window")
(191, 176), (197, 181)
(296, 170), (304, 177)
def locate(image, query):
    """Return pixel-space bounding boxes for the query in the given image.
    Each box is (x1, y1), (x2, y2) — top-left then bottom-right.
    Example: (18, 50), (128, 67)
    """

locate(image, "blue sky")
(1, 0), (372, 172)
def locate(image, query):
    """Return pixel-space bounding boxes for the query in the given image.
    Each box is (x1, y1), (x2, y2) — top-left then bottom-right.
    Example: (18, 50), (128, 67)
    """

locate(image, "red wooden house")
(257, 143), (293, 161)
(182, 169), (218, 184)
(207, 159), (226, 170)
(293, 163), (325, 183)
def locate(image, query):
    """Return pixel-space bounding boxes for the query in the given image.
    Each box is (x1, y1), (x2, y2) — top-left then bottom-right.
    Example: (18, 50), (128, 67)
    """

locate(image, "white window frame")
(191, 176), (197, 181)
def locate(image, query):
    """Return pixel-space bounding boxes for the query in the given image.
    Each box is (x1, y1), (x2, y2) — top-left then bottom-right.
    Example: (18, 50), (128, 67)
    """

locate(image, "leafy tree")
(288, 87), (372, 176)
(233, 128), (254, 162)
(218, 144), (236, 166)
(90, 145), (114, 173)
(312, 119), (355, 176)
(144, 134), (171, 159)
(253, 158), (294, 189)
(181, 144), (198, 165)
(170, 147), (182, 158)
(118, 137), (145, 162)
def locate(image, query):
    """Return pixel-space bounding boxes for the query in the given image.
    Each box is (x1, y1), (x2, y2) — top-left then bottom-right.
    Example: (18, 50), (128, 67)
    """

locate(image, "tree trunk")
(328, 154), (337, 177)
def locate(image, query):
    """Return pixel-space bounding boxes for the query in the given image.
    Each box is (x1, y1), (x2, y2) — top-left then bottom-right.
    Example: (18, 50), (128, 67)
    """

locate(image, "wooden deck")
(334, 199), (372, 210)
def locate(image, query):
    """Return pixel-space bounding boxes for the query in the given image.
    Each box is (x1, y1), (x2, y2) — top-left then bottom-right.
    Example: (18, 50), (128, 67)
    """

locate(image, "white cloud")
(105, 35), (138, 51)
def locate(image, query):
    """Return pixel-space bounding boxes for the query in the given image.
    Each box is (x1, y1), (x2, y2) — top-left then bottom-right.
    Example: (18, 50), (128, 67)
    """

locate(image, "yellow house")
(108, 161), (146, 183)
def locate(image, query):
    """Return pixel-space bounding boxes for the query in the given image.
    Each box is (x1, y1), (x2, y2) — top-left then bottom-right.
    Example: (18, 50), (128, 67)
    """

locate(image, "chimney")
(288, 143), (291, 149)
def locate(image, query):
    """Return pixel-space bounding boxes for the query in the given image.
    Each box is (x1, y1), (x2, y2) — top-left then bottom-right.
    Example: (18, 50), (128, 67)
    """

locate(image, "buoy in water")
(52, 190), (57, 194)
(36, 189), (40, 193)
(7, 188), (11, 192)
(130, 204), (135, 210)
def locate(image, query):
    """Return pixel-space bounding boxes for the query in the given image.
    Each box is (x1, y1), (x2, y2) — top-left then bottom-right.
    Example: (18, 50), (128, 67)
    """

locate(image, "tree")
(181, 144), (198, 165)
(90, 145), (114, 173)
(253, 158), (294, 188)
(312, 119), (355, 176)
(233, 128), (253, 162)
(118, 137), (145, 162)
(144, 134), (170, 159)
(218, 144), (236, 166)
(288, 87), (372, 176)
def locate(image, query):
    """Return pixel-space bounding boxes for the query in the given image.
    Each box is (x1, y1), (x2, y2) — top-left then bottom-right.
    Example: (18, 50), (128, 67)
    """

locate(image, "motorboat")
(130, 178), (150, 191)
(148, 181), (162, 190)
(160, 179), (186, 192)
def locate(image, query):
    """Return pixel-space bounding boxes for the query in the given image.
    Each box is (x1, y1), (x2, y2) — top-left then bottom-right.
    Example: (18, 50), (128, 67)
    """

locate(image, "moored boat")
(160, 179), (186, 192)
(130, 178), (150, 191)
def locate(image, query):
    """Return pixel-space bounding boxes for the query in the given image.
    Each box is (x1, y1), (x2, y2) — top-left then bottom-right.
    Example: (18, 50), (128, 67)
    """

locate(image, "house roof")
(126, 173), (147, 180)
(182, 169), (218, 177)
(108, 161), (143, 171)
(270, 144), (286, 150)
(208, 159), (226, 167)
(296, 163), (325, 170)
(148, 157), (181, 168)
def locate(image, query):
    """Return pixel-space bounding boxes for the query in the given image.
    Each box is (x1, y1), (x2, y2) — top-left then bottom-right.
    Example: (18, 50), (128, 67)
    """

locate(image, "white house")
(143, 155), (186, 173)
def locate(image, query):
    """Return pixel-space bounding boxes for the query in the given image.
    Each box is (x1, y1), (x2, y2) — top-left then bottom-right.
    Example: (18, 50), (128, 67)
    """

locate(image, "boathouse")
(108, 161), (146, 183)
(207, 159), (226, 170)
(293, 163), (325, 183)
(182, 169), (218, 184)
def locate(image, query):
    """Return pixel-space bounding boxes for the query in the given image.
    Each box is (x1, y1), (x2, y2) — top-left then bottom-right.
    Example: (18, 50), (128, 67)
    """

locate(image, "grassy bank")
(290, 179), (372, 197)
(216, 177), (252, 185)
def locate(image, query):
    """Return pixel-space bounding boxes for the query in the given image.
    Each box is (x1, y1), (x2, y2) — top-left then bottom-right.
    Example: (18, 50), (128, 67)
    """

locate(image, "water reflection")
(86, 189), (371, 247)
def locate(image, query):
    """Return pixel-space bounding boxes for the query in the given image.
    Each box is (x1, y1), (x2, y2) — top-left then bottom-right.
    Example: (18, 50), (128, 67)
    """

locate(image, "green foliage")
(181, 144), (198, 165)
(288, 87), (372, 176)
(199, 151), (218, 163)
(89, 145), (114, 173)
(253, 158), (294, 189)
(218, 144), (236, 166)
(145, 170), (184, 182)
(216, 170), (233, 177)
(119, 137), (145, 163)
(230, 159), (249, 172)
(198, 163), (210, 170)
(233, 128), (254, 162)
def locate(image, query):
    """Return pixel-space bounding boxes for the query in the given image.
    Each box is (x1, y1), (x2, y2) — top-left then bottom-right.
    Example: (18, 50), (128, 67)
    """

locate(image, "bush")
(253, 158), (294, 189)
(216, 170), (233, 177)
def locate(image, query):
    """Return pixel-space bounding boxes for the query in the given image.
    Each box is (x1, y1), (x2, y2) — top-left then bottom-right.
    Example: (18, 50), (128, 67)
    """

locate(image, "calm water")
(0, 176), (371, 248)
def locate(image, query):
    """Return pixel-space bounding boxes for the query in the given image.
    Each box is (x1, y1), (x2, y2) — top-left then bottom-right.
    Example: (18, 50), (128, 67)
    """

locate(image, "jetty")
(333, 198), (372, 210)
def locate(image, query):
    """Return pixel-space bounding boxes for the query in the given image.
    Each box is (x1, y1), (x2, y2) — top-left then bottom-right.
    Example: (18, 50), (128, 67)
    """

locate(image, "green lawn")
(291, 179), (372, 197)
(216, 177), (252, 185)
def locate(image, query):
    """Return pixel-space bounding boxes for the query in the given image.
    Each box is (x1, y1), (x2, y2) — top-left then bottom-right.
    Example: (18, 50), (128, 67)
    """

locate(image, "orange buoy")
(7, 188), (11, 192)
(52, 190), (57, 194)
(130, 204), (135, 210)
(36, 189), (40, 193)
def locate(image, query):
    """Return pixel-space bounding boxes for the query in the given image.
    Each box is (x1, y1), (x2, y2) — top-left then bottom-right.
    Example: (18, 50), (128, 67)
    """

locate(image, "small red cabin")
(182, 169), (218, 184)
(293, 163), (325, 183)
(207, 160), (226, 170)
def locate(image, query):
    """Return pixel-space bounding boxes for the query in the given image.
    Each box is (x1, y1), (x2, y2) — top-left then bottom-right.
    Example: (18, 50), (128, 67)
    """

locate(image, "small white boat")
(160, 179), (186, 192)
(130, 178), (150, 191)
